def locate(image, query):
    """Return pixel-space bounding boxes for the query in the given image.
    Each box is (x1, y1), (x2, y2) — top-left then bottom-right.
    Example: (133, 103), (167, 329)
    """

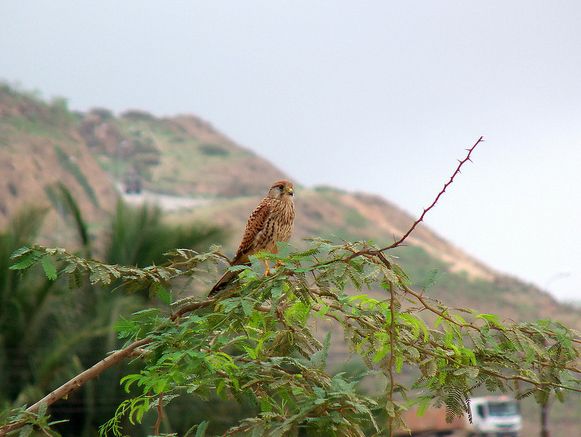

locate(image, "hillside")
(0, 84), (117, 242)
(1, 83), (579, 435)
(79, 107), (287, 197)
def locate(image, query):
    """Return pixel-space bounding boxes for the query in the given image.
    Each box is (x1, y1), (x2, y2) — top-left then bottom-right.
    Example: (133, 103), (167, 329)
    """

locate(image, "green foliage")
(0, 207), (55, 402)
(6, 239), (580, 436)
(344, 209), (369, 228)
(0, 403), (66, 436)
(106, 201), (224, 267)
(0, 83), (76, 138)
(0, 194), (227, 436)
(199, 143), (230, 157)
(1, 116), (63, 139)
(45, 183), (92, 252)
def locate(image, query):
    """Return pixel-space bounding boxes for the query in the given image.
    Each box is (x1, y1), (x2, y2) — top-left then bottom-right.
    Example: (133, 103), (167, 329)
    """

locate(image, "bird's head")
(268, 180), (294, 200)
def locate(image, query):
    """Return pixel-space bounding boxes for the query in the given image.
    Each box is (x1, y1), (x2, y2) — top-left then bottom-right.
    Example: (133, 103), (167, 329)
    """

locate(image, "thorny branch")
(303, 136), (485, 273)
(381, 135), (484, 251)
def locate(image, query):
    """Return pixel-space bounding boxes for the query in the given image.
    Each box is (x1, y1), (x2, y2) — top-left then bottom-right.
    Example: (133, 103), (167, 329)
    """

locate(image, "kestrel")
(209, 179), (295, 296)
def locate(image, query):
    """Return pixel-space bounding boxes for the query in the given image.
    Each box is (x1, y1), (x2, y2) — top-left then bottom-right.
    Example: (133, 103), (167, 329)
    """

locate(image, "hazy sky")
(1, 1), (580, 301)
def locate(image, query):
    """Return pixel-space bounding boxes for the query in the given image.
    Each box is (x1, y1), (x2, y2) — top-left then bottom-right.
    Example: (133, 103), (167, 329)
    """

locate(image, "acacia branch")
(310, 137), (484, 269)
(412, 341), (581, 393)
(310, 264), (580, 394)
(372, 253), (581, 347)
(0, 338), (152, 436)
(170, 295), (217, 321)
(381, 136), (483, 251)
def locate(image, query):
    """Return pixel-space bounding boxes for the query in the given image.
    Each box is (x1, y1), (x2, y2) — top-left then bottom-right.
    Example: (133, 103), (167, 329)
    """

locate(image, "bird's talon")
(263, 260), (271, 276)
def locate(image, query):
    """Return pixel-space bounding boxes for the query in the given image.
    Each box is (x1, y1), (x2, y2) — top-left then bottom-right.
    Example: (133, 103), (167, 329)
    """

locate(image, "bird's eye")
(277, 185), (284, 191)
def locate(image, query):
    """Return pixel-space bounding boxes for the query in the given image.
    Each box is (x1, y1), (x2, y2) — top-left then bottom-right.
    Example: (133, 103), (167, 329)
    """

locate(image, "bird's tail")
(208, 269), (238, 297)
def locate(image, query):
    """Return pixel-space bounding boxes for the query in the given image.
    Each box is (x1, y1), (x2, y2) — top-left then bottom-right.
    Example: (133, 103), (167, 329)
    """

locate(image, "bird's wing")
(232, 198), (272, 264)
(209, 199), (272, 297)
(208, 269), (238, 297)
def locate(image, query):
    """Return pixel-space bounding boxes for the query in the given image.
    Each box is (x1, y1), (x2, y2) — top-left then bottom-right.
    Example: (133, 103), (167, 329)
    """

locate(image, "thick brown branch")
(1, 294), (223, 435)
(0, 338), (152, 436)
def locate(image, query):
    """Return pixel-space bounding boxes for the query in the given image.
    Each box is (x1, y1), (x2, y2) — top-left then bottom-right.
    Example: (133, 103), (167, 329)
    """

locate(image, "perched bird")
(209, 179), (295, 296)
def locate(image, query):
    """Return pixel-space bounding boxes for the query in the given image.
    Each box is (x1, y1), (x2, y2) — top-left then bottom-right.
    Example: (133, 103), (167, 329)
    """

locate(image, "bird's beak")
(287, 187), (294, 196)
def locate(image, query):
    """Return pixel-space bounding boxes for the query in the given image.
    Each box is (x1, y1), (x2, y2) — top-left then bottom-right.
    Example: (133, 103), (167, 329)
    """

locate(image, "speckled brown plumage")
(209, 180), (295, 296)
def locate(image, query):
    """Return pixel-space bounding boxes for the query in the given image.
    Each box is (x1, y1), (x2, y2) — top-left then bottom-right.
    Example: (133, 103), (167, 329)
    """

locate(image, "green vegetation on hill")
(79, 107), (285, 197)
(0, 84), (77, 140)
(0, 83), (118, 229)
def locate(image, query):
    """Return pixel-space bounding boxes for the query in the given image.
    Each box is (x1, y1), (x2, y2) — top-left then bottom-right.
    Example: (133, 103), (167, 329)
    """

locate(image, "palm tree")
(106, 199), (223, 267)
(1, 185), (225, 435)
(0, 207), (53, 405)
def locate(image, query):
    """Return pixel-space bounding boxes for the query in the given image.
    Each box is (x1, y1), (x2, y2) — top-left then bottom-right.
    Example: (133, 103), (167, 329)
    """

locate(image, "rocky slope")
(0, 85), (118, 246)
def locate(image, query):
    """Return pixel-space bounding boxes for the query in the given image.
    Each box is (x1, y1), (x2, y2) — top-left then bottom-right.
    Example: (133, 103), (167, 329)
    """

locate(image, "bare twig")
(308, 136), (485, 271)
(381, 136), (483, 251)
